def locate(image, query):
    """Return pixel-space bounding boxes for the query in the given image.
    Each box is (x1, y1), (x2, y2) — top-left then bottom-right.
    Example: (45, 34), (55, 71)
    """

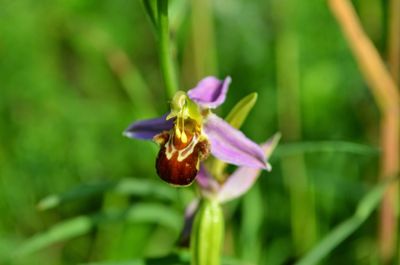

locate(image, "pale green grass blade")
(295, 178), (394, 265)
(37, 181), (114, 210)
(275, 141), (379, 157)
(8, 203), (182, 261)
(10, 216), (93, 260)
(239, 184), (263, 264)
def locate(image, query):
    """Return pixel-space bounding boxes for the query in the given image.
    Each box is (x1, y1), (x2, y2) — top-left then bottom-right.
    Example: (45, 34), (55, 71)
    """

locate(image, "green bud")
(190, 199), (224, 265)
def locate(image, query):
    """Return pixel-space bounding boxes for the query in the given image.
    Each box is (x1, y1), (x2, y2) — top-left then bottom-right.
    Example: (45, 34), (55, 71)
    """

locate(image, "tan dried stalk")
(328, 0), (399, 262)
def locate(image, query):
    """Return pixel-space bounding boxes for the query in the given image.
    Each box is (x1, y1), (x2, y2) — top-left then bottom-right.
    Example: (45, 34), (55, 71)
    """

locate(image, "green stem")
(191, 198), (224, 265)
(157, 0), (178, 99)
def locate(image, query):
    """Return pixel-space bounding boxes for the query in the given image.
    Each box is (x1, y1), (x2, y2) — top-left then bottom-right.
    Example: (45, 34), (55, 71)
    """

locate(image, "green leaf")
(225, 92), (258, 129)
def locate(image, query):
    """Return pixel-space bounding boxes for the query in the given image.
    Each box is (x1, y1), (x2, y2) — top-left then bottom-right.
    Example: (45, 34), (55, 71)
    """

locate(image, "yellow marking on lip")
(164, 132), (199, 162)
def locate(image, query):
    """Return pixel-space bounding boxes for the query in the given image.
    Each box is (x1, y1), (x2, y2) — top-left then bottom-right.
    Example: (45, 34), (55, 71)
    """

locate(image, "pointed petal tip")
(217, 166), (260, 203)
(225, 75), (232, 83)
(214, 133), (276, 203)
(205, 114), (267, 169)
(217, 161), (270, 203)
(261, 132), (281, 159)
(122, 130), (133, 138)
(123, 114), (174, 140)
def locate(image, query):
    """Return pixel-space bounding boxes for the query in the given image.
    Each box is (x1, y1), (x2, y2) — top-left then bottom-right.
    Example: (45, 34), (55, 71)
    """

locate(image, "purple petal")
(204, 114), (267, 169)
(217, 166), (260, 203)
(178, 199), (199, 246)
(123, 114), (173, 140)
(196, 166), (220, 193)
(217, 134), (280, 203)
(187, 76), (231, 109)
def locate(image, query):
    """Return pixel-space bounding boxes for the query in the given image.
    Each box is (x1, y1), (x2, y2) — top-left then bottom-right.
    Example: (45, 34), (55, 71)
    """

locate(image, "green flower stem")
(191, 198), (224, 265)
(157, 0), (179, 99)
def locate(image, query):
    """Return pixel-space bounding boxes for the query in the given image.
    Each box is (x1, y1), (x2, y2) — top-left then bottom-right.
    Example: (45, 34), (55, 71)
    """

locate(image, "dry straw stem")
(329, 0), (399, 262)
(388, 0), (400, 83)
(329, 0), (399, 112)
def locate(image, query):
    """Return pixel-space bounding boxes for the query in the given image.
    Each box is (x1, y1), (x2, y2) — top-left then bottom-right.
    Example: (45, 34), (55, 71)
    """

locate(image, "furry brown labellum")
(154, 130), (209, 186)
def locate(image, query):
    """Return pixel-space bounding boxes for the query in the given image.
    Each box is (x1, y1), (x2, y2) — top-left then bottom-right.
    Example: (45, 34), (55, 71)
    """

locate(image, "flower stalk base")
(190, 198), (224, 265)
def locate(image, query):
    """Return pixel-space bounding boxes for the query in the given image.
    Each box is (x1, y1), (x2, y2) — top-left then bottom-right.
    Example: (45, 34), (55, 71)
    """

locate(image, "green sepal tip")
(225, 92), (258, 129)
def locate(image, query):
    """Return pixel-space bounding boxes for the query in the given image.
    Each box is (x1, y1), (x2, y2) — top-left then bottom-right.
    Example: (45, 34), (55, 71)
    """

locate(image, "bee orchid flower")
(124, 76), (268, 186)
(178, 134), (279, 246)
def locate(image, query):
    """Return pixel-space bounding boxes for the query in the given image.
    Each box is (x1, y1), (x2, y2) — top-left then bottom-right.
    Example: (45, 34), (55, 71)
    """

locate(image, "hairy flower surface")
(124, 76), (267, 186)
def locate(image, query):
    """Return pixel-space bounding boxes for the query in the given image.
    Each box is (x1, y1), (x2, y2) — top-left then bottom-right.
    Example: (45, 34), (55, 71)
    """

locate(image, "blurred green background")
(0, 0), (391, 264)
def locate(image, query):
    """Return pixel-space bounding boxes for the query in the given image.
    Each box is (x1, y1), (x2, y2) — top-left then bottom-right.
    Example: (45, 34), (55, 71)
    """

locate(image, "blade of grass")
(8, 203), (182, 261)
(274, 14), (317, 252)
(38, 178), (178, 211)
(274, 141), (379, 158)
(295, 177), (396, 265)
(239, 183), (263, 264)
